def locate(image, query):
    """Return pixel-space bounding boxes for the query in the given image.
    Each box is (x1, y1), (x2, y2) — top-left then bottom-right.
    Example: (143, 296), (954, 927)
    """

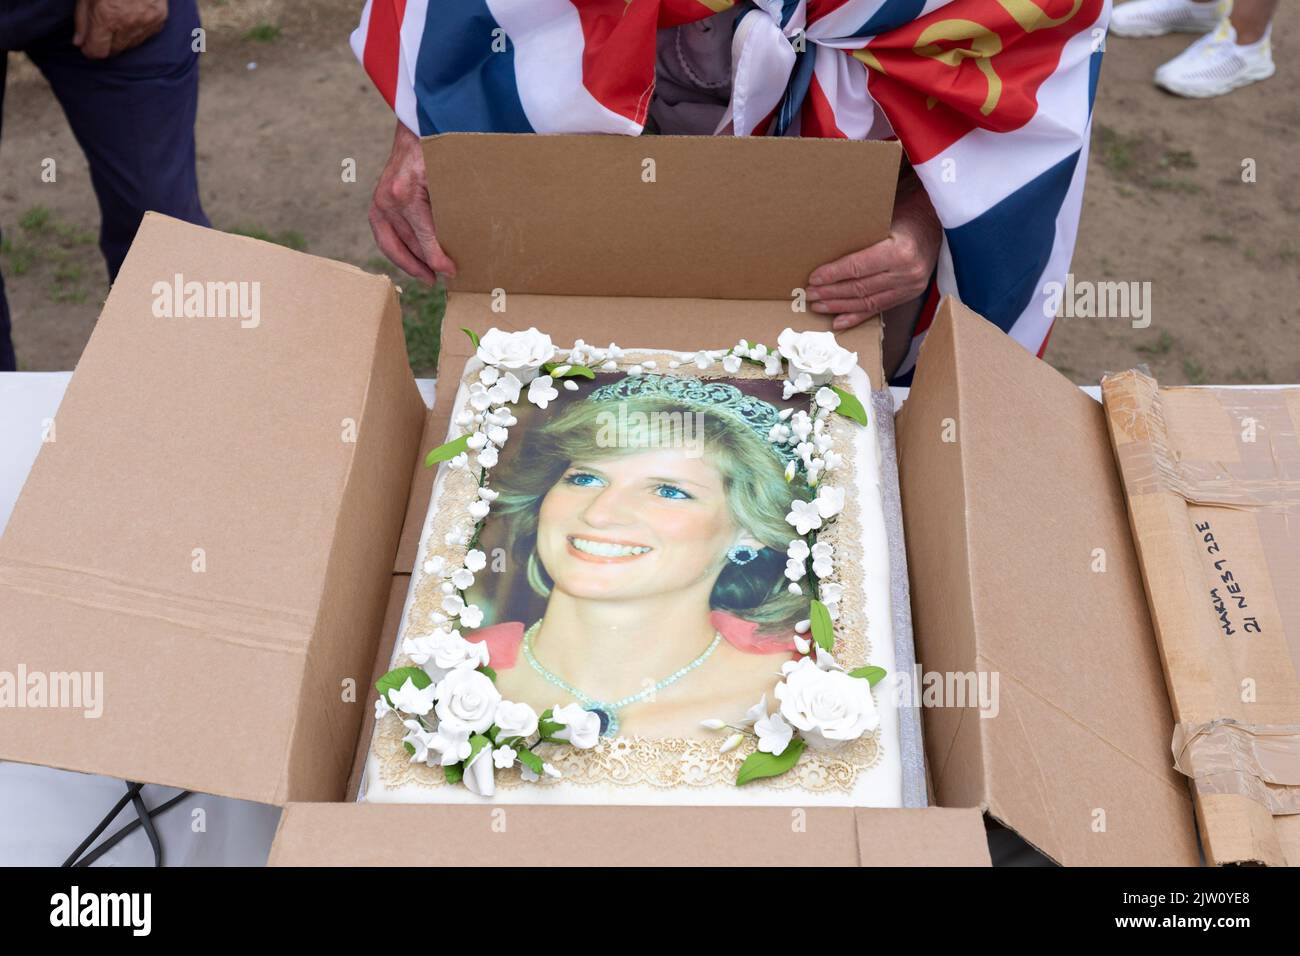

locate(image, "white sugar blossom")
(700, 718), (726, 730)
(805, 459), (824, 487)
(763, 353), (783, 377)
(720, 732), (744, 754)
(442, 593), (466, 617)
(485, 424), (509, 446)
(811, 541), (834, 578)
(815, 486), (846, 520)
(777, 329), (857, 387)
(563, 380), (579, 391)
(822, 449), (843, 472)
(430, 722), (472, 766)
(784, 460), (797, 482)
(423, 555), (446, 577)
(775, 657), (879, 750)
(387, 677), (436, 717)
(476, 445), (498, 469)
(527, 375), (559, 409)
(755, 710), (794, 756)
(464, 745), (496, 796)
(479, 365), (499, 386)
(476, 327), (555, 383)
(815, 386), (841, 411)
(693, 350), (714, 370)
(790, 412), (813, 442)
(487, 373), (522, 406)
(454, 409), (474, 428)
(435, 669), (501, 734)
(458, 603), (484, 629)
(374, 695), (391, 720)
(821, 582), (845, 606)
(402, 721), (437, 764)
(814, 643), (846, 672)
(741, 694), (768, 727)
(784, 558), (806, 582)
(786, 498), (823, 535)
(627, 365), (643, 376)
(464, 548), (487, 572)
(494, 700), (539, 740)
(403, 627), (488, 679)
(447, 452), (469, 470)
(451, 567), (475, 590)
(722, 354), (742, 374)
(550, 703), (601, 749)
(793, 633), (811, 654)
(786, 539), (810, 562)
(794, 618), (811, 634)
(493, 745), (518, 770)
(466, 431), (488, 450)
(467, 383), (493, 412)
(522, 762), (562, 782)
(783, 372), (815, 400)
(787, 582), (802, 595)
(468, 499), (490, 520)
(768, 423), (790, 443)
(601, 360), (618, 371)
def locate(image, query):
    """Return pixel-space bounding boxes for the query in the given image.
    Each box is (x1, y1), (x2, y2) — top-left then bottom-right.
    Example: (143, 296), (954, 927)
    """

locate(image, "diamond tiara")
(585, 373), (797, 463)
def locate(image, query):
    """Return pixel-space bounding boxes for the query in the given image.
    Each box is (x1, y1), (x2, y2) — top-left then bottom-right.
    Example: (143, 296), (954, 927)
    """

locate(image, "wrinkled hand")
(805, 176), (942, 331)
(369, 122), (457, 284)
(73, 0), (167, 59)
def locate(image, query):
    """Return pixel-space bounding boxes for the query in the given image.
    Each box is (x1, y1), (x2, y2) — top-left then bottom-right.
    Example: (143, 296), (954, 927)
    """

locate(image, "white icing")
(360, 352), (900, 807)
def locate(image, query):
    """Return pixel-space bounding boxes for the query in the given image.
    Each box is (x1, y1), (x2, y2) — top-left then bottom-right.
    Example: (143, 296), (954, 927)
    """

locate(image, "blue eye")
(564, 471), (605, 488)
(654, 484), (693, 501)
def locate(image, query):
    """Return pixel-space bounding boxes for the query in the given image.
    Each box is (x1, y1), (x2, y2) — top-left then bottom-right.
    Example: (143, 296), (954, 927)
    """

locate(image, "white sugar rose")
(476, 328), (556, 384)
(387, 677), (436, 717)
(434, 668), (502, 734)
(404, 627), (489, 681)
(777, 329), (857, 387)
(774, 657), (878, 750)
(494, 700), (539, 740)
(550, 702), (602, 749)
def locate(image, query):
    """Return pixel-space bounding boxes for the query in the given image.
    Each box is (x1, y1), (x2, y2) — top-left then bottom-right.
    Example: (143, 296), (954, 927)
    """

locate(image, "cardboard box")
(1101, 372), (1300, 866)
(0, 134), (1217, 866)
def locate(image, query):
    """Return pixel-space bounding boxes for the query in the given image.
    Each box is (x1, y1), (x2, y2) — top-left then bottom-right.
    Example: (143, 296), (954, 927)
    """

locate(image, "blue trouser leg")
(0, 1), (208, 369)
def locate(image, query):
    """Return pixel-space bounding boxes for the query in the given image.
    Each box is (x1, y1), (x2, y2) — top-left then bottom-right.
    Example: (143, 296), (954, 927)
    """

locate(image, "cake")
(361, 328), (905, 806)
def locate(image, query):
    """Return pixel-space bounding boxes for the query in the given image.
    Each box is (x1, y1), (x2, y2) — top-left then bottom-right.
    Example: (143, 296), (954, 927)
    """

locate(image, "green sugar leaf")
(810, 599), (835, 652)
(424, 433), (471, 468)
(736, 738), (806, 786)
(830, 385), (868, 426)
(848, 665), (887, 687)
(375, 666), (431, 705)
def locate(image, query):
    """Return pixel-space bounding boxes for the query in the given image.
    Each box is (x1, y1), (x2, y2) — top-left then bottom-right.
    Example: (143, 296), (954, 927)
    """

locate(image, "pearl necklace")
(520, 619), (723, 738)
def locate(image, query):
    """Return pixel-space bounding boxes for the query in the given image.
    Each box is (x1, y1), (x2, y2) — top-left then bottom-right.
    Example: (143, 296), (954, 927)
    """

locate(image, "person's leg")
(24, 1), (208, 283)
(1230, 0), (1279, 43)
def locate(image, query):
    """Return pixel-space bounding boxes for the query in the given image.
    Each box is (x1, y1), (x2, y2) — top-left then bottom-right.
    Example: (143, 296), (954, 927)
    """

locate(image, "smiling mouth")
(567, 535), (654, 562)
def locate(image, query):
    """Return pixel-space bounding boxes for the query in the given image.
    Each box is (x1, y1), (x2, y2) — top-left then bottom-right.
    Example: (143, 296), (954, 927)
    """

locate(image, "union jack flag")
(352, 0), (1109, 383)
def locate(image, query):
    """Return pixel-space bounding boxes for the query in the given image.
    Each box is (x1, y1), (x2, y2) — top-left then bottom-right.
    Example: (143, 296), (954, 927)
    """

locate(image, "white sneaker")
(1155, 22), (1275, 98)
(1110, 0), (1229, 38)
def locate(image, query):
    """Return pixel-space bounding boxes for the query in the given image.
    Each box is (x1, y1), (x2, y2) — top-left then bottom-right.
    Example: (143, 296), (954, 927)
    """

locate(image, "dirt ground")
(1, 0), (1296, 383)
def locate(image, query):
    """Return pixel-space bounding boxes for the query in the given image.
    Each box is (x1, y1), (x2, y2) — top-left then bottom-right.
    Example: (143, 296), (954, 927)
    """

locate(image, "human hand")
(73, 0), (168, 59)
(805, 176), (942, 331)
(369, 122), (458, 284)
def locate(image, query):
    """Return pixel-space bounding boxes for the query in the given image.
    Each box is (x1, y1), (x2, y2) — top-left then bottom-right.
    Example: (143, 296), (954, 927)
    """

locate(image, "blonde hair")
(490, 390), (808, 632)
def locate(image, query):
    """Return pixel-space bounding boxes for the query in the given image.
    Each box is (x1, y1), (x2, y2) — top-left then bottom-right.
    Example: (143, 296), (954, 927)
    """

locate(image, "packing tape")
(1172, 718), (1300, 815)
(0, 555), (314, 656)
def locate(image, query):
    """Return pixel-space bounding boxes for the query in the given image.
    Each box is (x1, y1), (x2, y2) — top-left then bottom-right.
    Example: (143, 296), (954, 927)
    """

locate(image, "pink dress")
(467, 611), (795, 670)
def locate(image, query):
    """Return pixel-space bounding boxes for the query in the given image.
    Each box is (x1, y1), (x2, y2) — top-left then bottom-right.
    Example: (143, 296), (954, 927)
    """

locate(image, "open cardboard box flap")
(0, 214), (428, 805)
(896, 298), (1200, 866)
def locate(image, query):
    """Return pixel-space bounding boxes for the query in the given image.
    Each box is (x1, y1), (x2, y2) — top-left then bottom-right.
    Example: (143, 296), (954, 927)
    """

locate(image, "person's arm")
(804, 165), (942, 332)
(73, 0), (168, 59)
(369, 122), (458, 283)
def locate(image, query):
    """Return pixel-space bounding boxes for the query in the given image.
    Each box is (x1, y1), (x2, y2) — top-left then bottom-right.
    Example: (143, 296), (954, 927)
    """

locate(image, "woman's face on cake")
(535, 448), (747, 602)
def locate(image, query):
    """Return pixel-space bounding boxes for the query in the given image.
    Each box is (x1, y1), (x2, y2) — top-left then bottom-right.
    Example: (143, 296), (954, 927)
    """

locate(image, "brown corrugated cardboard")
(0, 214), (427, 805)
(1101, 371), (1300, 866)
(268, 804), (990, 867)
(896, 299), (1201, 866)
(424, 134), (901, 301)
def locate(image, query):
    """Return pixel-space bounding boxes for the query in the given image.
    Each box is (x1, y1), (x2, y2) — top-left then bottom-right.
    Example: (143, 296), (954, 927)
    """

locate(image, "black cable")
(61, 781), (193, 867)
(60, 781), (144, 868)
(73, 789), (192, 868)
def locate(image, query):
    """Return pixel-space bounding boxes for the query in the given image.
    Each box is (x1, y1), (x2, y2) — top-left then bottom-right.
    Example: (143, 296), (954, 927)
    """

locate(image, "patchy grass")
(229, 224), (307, 251)
(244, 23), (281, 42)
(2, 206), (99, 304)
(1182, 358), (1208, 385)
(364, 256), (445, 376)
(1093, 124), (1201, 194)
(1136, 330), (1175, 357)
(1200, 232), (1236, 245)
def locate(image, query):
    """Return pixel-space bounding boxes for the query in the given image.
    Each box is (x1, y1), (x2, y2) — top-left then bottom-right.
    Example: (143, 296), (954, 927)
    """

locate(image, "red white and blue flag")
(352, 0), (1109, 382)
